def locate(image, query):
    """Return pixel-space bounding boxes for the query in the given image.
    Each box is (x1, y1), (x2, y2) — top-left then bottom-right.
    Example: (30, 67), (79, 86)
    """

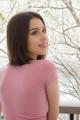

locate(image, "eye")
(31, 31), (38, 35)
(42, 28), (46, 33)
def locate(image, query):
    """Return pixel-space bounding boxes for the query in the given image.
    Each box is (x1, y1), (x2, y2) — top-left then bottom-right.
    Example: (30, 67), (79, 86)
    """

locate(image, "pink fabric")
(0, 59), (57, 120)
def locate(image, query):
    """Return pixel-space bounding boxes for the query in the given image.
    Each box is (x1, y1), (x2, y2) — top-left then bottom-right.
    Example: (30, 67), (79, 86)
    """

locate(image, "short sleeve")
(45, 61), (58, 86)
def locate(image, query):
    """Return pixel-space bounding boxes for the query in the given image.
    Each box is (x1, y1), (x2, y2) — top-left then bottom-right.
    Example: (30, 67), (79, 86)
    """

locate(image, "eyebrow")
(29, 26), (46, 31)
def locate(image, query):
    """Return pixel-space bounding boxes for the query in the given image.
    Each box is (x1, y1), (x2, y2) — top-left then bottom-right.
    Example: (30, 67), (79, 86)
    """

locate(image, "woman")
(0, 11), (59, 120)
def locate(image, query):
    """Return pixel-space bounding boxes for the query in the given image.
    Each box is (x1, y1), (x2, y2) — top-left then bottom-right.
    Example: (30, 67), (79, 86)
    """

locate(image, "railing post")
(70, 114), (74, 120)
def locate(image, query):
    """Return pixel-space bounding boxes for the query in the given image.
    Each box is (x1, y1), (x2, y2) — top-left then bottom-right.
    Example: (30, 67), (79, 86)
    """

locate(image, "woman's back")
(0, 59), (57, 120)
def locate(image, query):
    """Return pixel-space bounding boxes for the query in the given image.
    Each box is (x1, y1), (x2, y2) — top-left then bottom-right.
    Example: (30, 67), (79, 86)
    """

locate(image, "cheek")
(28, 37), (39, 50)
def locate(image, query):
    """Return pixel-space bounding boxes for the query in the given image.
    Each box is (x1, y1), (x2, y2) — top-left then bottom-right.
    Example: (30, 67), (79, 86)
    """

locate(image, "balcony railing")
(59, 98), (80, 120)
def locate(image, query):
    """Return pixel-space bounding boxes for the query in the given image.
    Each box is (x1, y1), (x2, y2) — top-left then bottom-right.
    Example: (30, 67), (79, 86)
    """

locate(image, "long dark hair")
(7, 11), (47, 66)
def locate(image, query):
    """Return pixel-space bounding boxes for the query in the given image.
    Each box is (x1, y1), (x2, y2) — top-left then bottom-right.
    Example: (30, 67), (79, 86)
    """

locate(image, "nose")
(40, 32), (47, 42)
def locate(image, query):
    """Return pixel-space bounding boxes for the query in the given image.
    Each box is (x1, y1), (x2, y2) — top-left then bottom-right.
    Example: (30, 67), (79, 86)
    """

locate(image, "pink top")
(0, 59), (57, 120)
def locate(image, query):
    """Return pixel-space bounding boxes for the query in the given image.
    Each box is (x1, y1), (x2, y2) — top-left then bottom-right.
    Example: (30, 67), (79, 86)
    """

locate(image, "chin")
(38, 53), (46, 55)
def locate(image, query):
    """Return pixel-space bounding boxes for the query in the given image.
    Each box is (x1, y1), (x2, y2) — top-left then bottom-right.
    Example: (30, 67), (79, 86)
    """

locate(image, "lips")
(38, 42), (47, 47)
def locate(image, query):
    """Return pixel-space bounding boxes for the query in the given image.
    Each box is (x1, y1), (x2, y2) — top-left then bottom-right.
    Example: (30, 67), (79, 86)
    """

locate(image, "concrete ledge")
(59, 106), (80, 114)
(59, 97), (80, 114)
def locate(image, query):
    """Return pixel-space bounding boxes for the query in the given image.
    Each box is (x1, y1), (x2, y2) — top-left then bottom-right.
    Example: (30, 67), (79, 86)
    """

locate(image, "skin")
(27, 18), (48, 60)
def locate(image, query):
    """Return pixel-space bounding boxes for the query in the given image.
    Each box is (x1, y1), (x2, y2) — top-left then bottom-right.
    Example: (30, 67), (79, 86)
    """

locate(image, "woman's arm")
(46, 79), (59, 120)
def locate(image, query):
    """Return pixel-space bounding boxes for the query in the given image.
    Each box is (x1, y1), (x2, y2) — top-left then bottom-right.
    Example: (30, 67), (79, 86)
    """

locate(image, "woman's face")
(27, 18), (48, 60)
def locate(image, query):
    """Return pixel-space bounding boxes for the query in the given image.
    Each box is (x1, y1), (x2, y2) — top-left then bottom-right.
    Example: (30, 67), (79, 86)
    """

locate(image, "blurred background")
(0, 0), (80, 119)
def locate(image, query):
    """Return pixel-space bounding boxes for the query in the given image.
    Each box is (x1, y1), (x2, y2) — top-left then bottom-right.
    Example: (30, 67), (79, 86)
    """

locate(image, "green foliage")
(0, 13), (5, 21)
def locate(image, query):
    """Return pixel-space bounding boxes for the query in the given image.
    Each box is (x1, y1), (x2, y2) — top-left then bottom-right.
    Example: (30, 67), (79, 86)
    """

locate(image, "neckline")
(24, 59), (43, 65)
(28, 60), (38, 63)
(7, 59), (44, 68)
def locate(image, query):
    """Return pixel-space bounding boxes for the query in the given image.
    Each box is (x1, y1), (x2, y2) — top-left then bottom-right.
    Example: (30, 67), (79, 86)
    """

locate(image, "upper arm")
(46, 80), (59, 120)
(45, 61), (59, 120)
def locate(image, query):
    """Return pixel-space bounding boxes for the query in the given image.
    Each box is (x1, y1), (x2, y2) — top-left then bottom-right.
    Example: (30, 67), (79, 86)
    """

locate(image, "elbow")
(47, 109), (59, 120)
